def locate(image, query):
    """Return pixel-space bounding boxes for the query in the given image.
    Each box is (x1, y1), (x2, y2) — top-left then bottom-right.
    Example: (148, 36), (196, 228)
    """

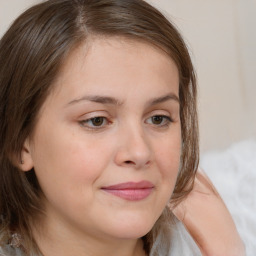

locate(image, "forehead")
(62, 36), (176, 76)
(44, 36), (179, 106)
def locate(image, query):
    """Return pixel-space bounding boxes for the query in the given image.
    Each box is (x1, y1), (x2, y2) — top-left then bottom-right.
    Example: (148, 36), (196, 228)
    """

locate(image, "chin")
(105, 218), (156, 240)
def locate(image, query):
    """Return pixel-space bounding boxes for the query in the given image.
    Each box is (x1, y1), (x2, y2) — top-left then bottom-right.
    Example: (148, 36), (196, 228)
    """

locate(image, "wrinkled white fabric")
(201, 139), (256, 256)
(168, 221), (201, 256)
(150, 219), (201, 256)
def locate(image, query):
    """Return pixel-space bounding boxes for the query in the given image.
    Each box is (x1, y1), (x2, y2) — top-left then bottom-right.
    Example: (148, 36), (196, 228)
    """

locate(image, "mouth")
(101, 181), (154, 201)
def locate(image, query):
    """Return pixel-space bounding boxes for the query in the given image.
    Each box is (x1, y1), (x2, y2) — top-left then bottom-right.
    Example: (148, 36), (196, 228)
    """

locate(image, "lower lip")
(101, 188), (153, 201)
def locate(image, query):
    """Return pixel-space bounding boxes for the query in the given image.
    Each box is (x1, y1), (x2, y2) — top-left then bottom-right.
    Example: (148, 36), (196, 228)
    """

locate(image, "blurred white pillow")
(201, 139), (256, 256)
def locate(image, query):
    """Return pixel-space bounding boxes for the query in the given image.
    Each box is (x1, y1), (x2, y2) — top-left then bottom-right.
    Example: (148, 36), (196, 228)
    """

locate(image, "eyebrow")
(66, 93), (179, 107)
(147, 93), (180, 106)
(67, 95), (123, 106)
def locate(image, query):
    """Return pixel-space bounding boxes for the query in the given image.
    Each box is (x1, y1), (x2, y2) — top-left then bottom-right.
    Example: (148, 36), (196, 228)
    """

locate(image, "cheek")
(31, 125), (114, 193)
(30, 129), (116, 215)
(154, 132), (181, 184)
(66, 141), (112, 182)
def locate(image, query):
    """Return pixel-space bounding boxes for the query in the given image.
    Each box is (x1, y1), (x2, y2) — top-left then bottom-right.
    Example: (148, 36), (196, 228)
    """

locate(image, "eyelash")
(79, 114), (173, 131)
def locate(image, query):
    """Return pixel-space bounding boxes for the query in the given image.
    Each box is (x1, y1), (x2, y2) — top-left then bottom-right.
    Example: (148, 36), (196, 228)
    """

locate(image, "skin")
(173, 169), (246, 256)
(20, 37), (181, 256)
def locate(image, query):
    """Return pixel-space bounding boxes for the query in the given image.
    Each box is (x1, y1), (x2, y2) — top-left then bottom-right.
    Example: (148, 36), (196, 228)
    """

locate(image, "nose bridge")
(128, 124), (151, 156)
(115, 120), (152, 168)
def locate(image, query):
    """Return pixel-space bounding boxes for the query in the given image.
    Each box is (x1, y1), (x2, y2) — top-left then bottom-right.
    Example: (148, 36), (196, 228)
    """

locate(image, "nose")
(114, 127), (152, 169)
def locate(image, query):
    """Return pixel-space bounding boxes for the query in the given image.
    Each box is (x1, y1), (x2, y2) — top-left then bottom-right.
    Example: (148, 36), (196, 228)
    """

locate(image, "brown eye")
(91, 117), (105, 126)
(152, 116), (164, 125)
(146, 115), (172, 127)
(80, 116), (108, 129)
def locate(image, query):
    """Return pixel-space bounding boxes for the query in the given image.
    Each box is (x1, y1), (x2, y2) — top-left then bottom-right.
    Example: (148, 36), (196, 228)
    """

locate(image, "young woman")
(0, 0), (244, 255)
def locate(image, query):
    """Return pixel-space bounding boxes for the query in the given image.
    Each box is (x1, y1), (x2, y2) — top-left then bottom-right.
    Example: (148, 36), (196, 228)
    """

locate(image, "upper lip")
(101, 181), (154, 190)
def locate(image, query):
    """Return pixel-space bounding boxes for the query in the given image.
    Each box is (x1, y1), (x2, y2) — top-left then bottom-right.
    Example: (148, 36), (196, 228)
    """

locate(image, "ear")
(19, 138), (34, 172)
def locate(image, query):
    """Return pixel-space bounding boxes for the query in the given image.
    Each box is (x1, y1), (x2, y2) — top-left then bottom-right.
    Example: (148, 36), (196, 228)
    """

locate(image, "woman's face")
(23, 38), (181, 242)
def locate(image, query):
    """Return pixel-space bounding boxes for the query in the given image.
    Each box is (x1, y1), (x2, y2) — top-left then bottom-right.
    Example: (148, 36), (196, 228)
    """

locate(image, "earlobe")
(19, 139), (34, 172)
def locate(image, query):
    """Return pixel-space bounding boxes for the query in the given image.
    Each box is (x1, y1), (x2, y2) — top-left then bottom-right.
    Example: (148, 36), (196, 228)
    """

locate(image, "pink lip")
(101, 181), (154, 201)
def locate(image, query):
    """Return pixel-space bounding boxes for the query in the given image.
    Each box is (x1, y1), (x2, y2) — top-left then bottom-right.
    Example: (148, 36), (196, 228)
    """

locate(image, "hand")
(172, 168), (245, 256)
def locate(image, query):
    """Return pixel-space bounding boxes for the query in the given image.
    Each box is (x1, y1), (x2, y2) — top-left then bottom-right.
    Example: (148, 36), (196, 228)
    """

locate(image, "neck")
(35, 234), (146, 256)
(32, 214), (147, 256)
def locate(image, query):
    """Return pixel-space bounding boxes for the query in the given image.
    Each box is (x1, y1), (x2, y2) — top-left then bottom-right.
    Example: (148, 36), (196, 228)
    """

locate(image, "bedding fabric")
(201, 139), (256, 256)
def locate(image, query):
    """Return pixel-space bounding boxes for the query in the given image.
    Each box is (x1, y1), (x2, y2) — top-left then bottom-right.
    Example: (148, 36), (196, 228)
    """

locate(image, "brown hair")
(0, 0), (199, 254)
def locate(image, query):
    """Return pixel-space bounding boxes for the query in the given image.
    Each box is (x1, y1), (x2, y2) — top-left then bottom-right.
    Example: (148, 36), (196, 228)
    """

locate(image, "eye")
(146, 115), (173, 127)
(80, 116), (109, 129)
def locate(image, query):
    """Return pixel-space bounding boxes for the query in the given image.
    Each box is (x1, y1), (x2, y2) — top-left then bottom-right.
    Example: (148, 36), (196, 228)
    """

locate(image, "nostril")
(124, 160), (135, 165)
